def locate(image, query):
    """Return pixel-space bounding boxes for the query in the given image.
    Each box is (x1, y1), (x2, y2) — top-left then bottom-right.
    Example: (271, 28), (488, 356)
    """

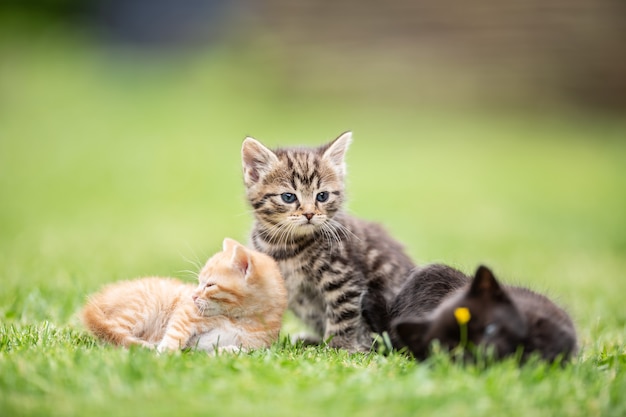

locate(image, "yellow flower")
(454, 307), (471, 325)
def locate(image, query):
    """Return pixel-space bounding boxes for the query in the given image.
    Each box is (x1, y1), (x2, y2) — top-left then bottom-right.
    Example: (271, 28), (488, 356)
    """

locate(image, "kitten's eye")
(281, 193), (297, 203)
(205, 282), (216, 289)
(316, 192), (329, 202)
(484, 323), (498, 337)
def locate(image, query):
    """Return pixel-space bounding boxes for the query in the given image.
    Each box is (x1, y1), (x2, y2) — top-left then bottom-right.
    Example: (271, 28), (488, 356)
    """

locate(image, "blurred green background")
(1, 0), (625, 343)
(1, 3), (626, 416)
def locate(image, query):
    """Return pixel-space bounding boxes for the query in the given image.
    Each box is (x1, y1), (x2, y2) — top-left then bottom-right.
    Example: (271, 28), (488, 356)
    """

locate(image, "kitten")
(362, 263), (469, 349)
(81, 238), (287, 353)
(241, 131), (415, 352)
(364, 264), (577, 362)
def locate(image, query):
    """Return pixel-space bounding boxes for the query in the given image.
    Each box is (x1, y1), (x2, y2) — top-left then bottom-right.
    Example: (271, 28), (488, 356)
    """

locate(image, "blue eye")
(281, 193), (297, 203)
(316, 192), (329, 202)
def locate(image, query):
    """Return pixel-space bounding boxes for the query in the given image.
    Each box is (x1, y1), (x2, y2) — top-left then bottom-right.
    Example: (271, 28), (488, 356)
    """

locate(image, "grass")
(1, 28), (626, 417)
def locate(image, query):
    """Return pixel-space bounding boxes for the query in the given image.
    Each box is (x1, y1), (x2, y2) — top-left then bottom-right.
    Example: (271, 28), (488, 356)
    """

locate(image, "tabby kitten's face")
(241, 132), (351, 238)
(192, 238), (286, 317)
(394, 266), (529, 360)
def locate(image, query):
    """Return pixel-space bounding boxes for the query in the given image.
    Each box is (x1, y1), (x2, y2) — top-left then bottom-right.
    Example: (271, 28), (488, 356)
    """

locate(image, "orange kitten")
(81, 238), (287, 353)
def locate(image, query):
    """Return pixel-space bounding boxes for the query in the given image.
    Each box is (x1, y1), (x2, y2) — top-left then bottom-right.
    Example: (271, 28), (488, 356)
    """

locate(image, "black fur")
(364, 264), (577, 363)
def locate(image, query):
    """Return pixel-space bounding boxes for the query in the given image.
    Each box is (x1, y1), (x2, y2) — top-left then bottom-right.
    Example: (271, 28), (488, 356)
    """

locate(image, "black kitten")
(362, 264), (577, 362)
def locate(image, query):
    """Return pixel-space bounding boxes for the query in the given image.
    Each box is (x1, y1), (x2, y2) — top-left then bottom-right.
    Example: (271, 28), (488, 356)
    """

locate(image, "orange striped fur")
(81, 238), (287, 353)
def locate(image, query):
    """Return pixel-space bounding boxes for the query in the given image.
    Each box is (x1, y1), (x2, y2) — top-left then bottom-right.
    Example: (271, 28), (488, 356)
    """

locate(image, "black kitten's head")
(393, 265), (528, 361)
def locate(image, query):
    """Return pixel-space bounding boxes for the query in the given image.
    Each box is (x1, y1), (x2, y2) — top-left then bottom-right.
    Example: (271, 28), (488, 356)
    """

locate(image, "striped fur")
(242, 132), (415, 352)
(81, 238), (287, 353)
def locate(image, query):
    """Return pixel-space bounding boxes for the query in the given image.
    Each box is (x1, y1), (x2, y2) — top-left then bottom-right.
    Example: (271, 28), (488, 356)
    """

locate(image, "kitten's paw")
(140, 341), (157, 350)
(156, 342), (178, 354)
(326, 334), (369, 353)
(290, 332), (323, 347)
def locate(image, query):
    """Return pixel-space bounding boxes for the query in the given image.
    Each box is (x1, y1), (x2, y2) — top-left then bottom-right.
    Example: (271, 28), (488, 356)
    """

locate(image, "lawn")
(1, 29), (625, 417)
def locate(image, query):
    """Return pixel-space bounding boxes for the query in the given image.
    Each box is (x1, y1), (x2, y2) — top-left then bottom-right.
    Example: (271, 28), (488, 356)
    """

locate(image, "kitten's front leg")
(156, 337), (186, 353)
(288, 283), (325, 346)
(320, 272), (367, 352)
(156, 313), (196, 353)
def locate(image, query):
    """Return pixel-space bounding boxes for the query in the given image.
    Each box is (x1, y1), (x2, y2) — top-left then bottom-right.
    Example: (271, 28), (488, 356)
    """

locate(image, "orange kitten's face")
(191, 239), (286, 318)
(192, 254), (246, 317)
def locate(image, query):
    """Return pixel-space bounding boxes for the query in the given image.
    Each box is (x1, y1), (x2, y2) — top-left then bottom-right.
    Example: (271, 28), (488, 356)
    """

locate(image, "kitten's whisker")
(280, 222), (294, 252)
(330, 219), (362, 242)
(176, 269), (200, 282)
(181, 242), (208, 266)
(320, 224), (336, 251)
(272, 222), (291, 249)
(274, 221), (290, 249)
(325, 222), (343, 243)
(288, 222), (298, 249)
(179, 253), (203, 274)
(320, 222), (334, 243)
(259, 222), (285, 245)
(320, 222), (339, 246)
(235, 208), (258, 218)
(270, 222), (283, 245)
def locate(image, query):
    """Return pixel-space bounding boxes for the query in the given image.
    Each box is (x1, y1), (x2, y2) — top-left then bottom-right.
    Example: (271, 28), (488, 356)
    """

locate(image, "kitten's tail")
(80, 299), (150, 348)
(80, 298), (104, 334)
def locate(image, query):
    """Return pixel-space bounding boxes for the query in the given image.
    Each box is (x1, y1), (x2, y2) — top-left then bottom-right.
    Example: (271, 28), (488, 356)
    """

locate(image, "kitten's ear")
(230, 243), (252, 280)
(242, 137), (279, 184)
(222, 237), (239, 253)
(322, 131), (352, 176)
(393, 318), (430, 358)
(469, 265), (507, 301)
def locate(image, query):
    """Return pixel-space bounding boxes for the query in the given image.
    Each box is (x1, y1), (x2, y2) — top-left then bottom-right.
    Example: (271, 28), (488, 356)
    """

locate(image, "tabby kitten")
(81, 238), (287, 353)
(242, 131), (415, 352)
(364, 264), (577, 362)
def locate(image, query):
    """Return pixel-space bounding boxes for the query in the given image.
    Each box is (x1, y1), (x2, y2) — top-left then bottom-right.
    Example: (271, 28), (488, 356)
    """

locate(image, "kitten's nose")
(303, 213), (314, 221)
(192, 294), (198, 301)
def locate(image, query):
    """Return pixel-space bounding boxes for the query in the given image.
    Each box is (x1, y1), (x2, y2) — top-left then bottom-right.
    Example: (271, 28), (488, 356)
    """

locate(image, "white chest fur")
(187, 321), (241, 352)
